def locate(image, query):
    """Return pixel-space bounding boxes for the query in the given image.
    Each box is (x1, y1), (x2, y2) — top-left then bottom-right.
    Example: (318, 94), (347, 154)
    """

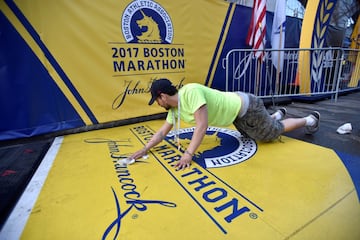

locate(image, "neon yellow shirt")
(166, 83), (241, 126)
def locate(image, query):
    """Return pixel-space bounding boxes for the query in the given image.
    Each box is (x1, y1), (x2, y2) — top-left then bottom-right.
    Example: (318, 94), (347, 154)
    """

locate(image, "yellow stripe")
(207, 4), (236, 87)
(349, 16), (360, 87)
(298, 0), (321, 93)
(350, 15), (360, 50)
(0, 2), (92, 125)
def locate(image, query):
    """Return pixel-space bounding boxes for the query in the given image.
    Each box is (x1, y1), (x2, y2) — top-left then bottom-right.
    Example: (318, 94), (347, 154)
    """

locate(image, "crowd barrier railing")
(223, 48), (360, 101)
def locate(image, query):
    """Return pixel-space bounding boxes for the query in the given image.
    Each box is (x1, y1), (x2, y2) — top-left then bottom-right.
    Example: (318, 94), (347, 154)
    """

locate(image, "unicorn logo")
(136, 10), (161, 43)
(121, 0), (173, 44)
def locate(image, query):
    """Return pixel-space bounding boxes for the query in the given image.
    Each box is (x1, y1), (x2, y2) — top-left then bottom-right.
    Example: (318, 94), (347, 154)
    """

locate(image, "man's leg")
(281, 111), (320, 134)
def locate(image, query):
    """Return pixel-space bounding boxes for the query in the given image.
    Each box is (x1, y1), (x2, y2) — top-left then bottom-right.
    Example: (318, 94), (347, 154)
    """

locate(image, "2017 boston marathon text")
(112, 47), (185, 72)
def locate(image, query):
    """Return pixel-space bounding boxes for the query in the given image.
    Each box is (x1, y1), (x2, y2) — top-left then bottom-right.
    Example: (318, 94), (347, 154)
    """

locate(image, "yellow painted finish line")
(18, 120), (360, 239)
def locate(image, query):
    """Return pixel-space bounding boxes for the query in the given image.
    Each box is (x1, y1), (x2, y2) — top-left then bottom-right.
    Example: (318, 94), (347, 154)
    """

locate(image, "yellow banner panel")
(298, 0), (320, 94)
(349, 15), (360, 87)
(14, 0), (229, 123)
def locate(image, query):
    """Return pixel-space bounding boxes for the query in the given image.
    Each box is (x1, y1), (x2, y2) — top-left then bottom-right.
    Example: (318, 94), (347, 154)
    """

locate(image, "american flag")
(246, 0), (267, 61)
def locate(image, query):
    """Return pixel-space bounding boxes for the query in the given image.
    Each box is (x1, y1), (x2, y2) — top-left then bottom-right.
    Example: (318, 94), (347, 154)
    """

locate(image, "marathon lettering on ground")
(130, 124), (263, 234)
(10, 121), (359, 240)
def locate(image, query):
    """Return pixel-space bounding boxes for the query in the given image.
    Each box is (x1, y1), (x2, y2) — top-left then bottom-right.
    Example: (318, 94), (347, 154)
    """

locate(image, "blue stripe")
(5, 0), (98, 124)
(336, 150), (360, 201)
(204, 3), (233, 87)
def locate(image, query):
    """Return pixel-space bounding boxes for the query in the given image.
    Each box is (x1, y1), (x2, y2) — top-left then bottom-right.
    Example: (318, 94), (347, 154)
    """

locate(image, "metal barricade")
(339, 48), (360, 92)
(223, 48), (360, 101)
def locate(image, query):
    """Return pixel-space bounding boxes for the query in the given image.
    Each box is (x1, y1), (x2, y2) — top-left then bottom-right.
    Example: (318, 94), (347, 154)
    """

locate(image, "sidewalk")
(281, 90), (360, 156)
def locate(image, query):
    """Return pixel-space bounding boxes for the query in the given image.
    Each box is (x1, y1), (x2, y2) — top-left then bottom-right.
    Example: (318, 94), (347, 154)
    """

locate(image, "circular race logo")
(167, 127), (257, 168)
(121, 0), (173, 44)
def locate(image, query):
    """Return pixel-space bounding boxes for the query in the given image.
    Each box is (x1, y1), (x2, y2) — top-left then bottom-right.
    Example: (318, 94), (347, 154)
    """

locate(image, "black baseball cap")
(148, 78), (177, 105)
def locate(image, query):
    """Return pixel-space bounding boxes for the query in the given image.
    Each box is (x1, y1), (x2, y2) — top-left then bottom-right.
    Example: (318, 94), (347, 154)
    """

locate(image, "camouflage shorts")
(233, 94), (284, 142)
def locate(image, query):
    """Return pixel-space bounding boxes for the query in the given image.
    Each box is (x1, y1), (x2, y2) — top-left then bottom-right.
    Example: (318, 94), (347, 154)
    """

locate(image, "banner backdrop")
(0, 0), (302, 140)
(0, 0), (226, 139)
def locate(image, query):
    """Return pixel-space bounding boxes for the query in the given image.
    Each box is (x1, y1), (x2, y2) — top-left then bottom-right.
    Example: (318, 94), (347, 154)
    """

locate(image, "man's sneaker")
(305, 111), (320, 134)
(273, 107), (287, 120)
(278, 107), (287, 119)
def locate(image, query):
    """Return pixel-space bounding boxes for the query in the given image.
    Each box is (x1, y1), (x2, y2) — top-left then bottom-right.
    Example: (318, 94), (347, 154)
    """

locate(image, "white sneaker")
(273, 107), (287, 120)
(305, 111), (320, 134)
(278, 107), (287, 119)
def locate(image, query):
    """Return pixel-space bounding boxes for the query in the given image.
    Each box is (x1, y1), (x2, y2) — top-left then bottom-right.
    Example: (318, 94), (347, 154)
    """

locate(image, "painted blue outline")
(4, 0), (98, 124)
(335, 150), (360, 201)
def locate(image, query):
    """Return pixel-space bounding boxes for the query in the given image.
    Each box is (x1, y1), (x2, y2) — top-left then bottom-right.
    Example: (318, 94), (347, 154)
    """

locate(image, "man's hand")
(129, 147), (147, 160)
(175, 152), (193, 170)
(129, 121), (172, 161)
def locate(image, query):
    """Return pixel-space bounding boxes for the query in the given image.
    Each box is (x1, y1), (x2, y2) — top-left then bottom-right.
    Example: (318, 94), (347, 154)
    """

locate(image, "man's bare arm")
(175, 104), (208, 170)
(130, 121), (173, 159)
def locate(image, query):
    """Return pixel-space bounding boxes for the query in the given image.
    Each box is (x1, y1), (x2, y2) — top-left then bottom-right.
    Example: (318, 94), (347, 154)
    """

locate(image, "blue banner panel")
(0, 12), (84, 140)
(209, 5), (302, 91)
